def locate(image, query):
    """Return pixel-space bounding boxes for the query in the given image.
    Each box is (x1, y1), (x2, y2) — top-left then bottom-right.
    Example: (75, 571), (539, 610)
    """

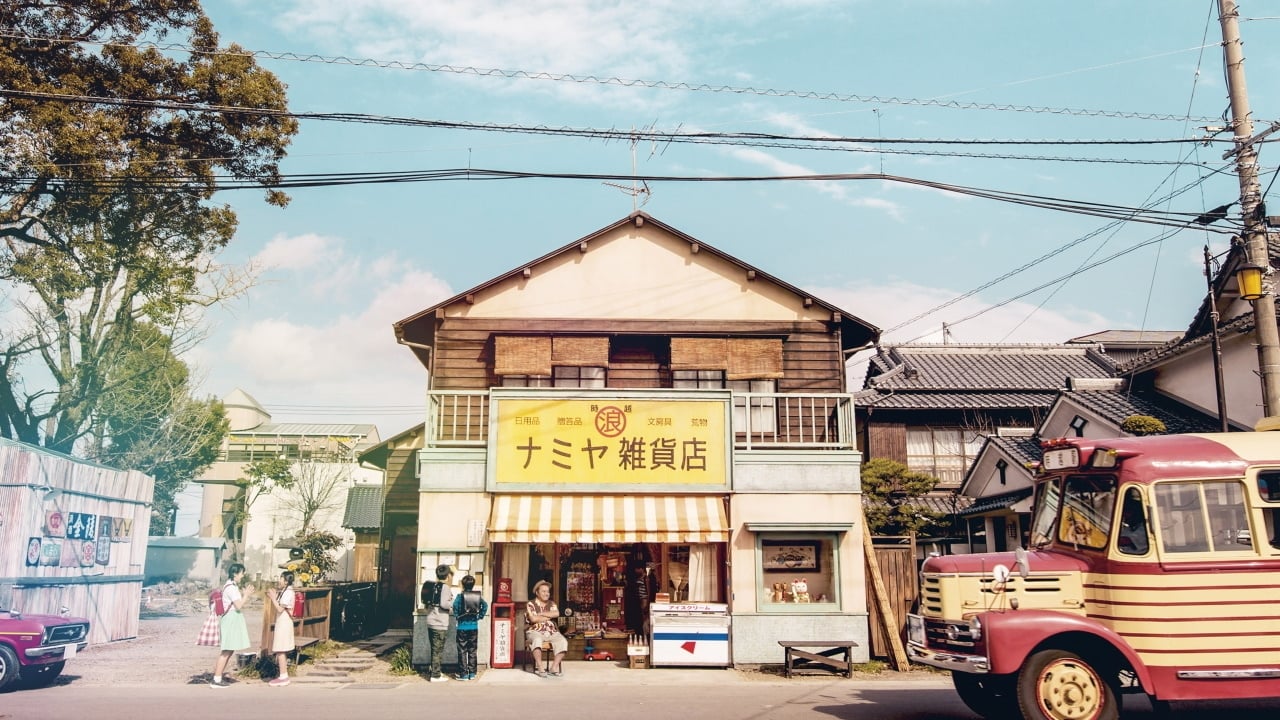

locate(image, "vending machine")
(649, 602), (730, 667)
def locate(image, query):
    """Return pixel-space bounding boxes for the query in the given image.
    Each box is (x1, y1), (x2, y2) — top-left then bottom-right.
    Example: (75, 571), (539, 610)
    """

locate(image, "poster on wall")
(45, 510), (66, 537)
(79, 540), (96, 567)
(25, 537), (41, 567)
(112, 517), (133, 542)
(96, 519), (113, 565)
(67, 512), (97, 540)
(40, 539), (61, 566)
(60, 539), (83, 567)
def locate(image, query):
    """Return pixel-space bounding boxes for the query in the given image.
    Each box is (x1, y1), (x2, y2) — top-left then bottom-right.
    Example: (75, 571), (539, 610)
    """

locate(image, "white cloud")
(252, 233), (340, 272)
(727, 147), (903, 217)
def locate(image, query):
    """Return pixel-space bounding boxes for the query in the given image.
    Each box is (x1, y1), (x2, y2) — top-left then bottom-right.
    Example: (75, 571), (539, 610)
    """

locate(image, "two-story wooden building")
(392, 212), (879, 667)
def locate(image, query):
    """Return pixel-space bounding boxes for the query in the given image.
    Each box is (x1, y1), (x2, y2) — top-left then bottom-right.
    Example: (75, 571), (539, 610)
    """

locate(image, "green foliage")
(227, 458), (294, 555)
(861, 457), (945, 536)
(89, 323), (228, 533)
(1121, 415), (1167, 436)
(292, 530), (342, 585)
(0, 1), (297, 452)
(852, 659), (888, 674)
(387, 646), (418, 676)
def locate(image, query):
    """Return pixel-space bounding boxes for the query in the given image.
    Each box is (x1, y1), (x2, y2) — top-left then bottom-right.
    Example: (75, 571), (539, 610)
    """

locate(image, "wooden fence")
(863, 537), (918, 660)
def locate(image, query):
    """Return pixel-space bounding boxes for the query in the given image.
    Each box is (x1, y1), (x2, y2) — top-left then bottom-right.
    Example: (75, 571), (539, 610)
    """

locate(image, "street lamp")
(1237, 263), (1265, 301)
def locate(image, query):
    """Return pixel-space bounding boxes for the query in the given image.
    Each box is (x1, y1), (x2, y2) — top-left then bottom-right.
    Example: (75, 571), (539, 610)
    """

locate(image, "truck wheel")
(0, 645), (20, 691)
(20, 661), (65, 688)
(1017, 649), (1118, 720)
(952, 672), (1018, 718)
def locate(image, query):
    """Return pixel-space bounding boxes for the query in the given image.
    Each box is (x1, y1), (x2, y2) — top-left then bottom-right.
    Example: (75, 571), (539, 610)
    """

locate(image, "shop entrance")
(495, 541), (726, 661)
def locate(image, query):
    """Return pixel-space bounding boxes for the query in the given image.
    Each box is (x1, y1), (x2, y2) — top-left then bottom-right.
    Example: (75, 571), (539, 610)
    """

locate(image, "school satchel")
(288, 589), (305, 618)
(209, 586), (227, 616)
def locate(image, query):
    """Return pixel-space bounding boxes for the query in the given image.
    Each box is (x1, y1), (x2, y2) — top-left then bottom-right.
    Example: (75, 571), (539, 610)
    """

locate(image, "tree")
(229, 457), (294, 560)
(0, 1), (297, 453)
(89, 323), (228, 534)
(861, 457), (945, 536)
(285, 530), (343, 586)
(278, 460), (350, 536)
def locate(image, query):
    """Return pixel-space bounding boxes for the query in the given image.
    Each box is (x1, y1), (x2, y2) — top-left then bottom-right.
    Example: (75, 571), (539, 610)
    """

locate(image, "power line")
(0, 30), (1236, 124)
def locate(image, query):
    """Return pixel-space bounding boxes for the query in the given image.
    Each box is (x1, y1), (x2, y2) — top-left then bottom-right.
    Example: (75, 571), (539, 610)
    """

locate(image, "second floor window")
(906, 427), (984, 488)
(503, 366), (605, 388)
(673, 370), (776, 432)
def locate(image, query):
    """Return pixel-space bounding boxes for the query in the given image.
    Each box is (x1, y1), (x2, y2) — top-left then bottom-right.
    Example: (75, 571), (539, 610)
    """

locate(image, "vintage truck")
(0, 608), (91, 691)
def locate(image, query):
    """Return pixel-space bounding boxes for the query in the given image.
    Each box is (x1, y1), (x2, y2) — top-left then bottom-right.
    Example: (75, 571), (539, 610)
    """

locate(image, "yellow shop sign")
(492, 397), (728, 486)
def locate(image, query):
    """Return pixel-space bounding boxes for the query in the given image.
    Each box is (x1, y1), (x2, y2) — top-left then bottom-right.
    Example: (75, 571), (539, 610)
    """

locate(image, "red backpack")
(289, 589), (305, 618)
(210, 585), (228, 615)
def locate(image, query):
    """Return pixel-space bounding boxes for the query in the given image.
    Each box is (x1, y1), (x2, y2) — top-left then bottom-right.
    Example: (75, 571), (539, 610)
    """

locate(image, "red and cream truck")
(906, 432), (1280, 720)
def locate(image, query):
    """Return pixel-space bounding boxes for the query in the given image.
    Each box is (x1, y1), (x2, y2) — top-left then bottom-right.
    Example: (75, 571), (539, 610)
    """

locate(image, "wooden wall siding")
(427, 318), (848, 443)
(350, 536), (379, 582)
(865, 422), (908, 463)
(0, 440), (154, 644)
(383, 447), (420, 514)
(864, 543), (918, 659)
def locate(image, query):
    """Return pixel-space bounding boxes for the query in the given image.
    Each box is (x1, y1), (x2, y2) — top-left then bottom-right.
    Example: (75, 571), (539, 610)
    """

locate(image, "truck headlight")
(967, 615), (982, 642)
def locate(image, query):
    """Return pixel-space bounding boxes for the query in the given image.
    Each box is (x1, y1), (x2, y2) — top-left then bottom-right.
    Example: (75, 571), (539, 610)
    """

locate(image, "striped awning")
(488, 495), (729, 543)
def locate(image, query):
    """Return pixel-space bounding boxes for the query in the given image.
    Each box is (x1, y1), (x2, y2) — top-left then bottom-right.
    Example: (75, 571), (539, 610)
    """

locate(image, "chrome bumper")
(906, 642), (989, 673)
(25, 642), (88, 659)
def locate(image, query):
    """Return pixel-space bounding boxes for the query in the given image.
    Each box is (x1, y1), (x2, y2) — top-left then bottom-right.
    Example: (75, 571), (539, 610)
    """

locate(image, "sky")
(177, 0), (1280, 439)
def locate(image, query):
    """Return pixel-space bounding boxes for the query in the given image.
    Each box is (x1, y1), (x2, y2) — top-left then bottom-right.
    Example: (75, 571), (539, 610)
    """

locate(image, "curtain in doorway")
(687, 544), (717, 602)
(502, 544), (530, 603)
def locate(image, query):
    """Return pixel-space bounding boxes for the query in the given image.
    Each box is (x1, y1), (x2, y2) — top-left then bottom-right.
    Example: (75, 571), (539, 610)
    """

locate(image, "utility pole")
(1220, 0), (1280, 419)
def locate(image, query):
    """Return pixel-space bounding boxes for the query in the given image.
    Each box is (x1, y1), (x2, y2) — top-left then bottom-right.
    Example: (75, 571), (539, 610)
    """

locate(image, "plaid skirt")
(196, 611), (221, 647)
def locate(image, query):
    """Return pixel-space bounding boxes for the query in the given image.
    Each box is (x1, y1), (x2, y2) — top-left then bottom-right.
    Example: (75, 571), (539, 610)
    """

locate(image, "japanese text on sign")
(493, 398), (727, 485)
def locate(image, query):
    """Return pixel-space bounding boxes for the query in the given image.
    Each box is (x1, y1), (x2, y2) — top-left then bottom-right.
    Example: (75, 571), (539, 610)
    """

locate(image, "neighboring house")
(144, 536), (226, 586)
(355, 423), (424, 630)
(341, 485), (383, 583)
(961, 381), (1221, 553)
(193, 388), (382, 581)
(392, 211), (879, 666)
(855, 343), (1121, 492)
(1116, 241), (1276, 431)
(1066, 330), (1183, 366)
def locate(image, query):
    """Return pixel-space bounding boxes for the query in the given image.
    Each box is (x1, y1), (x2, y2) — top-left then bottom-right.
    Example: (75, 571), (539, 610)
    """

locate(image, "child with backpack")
(266, 570), (299, 686)
(451, 574), (488, 681)
(210, 563), (255, 688)
(420, 564), (454, 682)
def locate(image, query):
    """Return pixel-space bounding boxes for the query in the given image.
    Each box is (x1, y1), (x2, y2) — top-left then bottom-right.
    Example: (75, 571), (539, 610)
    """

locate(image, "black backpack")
(420, 581), (443, 608)
(458, 591), (483, 622)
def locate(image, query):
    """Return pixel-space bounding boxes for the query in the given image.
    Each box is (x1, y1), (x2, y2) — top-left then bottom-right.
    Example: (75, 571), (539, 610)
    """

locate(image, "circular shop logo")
(594, 406), (627, 437)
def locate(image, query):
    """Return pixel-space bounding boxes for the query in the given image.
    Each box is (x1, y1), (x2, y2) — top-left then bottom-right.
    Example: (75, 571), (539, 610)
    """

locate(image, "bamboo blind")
(727, 338), (784, 380)
(551, 336), (609, 366)
(670, 337), (728, 371)
(494, 335), (552, 376)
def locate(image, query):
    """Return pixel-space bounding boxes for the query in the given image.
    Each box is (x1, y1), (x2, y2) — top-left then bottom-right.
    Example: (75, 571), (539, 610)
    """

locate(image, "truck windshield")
(1029, 474), (1117, 550)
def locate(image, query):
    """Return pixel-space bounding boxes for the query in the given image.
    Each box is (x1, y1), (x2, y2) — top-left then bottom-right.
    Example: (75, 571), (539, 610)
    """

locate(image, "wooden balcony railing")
(425, 390), (857, 451)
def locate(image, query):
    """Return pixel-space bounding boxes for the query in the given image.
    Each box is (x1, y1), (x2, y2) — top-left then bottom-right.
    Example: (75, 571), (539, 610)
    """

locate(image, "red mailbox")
(490, 601), (515, 668)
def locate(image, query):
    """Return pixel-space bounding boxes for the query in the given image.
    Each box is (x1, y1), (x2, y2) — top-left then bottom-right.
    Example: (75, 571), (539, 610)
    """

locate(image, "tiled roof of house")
(1115, 310), (1255, 374)
(1063, 390), (1222, 434)
(1067, 330), (1182, 347)
(342, 485), (384, 531)
(985, 435), (1044, 468)
(863, 344), (1116, 392)
(853, 391), (1056, 410)
(960, 487), (1034, 516)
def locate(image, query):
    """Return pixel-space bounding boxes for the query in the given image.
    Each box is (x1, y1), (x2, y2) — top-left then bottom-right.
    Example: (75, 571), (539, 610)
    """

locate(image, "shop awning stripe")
(488, 494), (728, 543)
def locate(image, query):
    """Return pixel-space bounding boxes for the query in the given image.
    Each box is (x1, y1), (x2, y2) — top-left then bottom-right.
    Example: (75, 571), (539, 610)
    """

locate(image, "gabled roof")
(985, 435), (1044, 468)
(1053, 390), (1223, 435)
(861, 343), (1116, 392)
(342, 485), (384, 531)
(394, 211), (880, 354)
(853, 391), (1055, 410)
(960, 487), (1034, 516)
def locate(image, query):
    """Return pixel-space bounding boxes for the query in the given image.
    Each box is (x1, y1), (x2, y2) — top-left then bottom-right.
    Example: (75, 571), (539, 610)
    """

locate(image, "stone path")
(292, 630), (411, 685)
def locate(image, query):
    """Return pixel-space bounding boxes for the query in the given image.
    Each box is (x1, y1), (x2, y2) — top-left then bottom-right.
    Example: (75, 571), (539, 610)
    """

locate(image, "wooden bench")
(288, 636), (321, 668)
(778, 640), (858, 678)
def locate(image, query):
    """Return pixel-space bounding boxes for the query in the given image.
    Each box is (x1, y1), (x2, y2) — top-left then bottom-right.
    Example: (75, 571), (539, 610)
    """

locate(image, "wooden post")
(864, 525), (909, 671)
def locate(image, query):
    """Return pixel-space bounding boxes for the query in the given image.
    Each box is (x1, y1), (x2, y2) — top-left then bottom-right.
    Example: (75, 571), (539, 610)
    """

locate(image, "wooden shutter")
(494, 336), (551, 376)
(727, 338), (784, 380)
(551, 336), (609, 367)
(670, 338), (728, 371)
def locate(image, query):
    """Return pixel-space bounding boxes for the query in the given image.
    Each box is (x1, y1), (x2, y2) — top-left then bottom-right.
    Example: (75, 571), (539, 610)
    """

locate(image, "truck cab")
(906, 432), (1280, 720)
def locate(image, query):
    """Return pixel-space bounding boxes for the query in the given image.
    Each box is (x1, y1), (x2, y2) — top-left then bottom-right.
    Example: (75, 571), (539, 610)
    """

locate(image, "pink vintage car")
(0, 609), (90, 691)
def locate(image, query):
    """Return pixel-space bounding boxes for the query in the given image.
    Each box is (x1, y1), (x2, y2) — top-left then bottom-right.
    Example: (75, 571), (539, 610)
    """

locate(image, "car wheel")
(586, 655), (596, 661)
(20, 661), (65, 688)
(0, 645), (20, 692)
(952, 672), (1018, 718)
(1017, 649), (1118, 720)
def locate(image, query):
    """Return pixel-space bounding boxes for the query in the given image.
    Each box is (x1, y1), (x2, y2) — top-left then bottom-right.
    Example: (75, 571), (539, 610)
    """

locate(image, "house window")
(553, 365), (606, 388)
(502, 375), (552, 387)
(673, 370), (776, 432)
(1069, 415), (1088, 437)
(757, 535), (837, 609)
(906, 427), (984, 487)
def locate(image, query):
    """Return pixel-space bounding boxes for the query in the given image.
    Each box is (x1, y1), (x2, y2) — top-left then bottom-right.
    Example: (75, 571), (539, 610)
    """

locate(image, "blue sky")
(185, 0), (1280, 438)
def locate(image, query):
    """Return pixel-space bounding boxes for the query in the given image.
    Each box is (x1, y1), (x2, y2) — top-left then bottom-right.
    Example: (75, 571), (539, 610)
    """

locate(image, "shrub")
(1121, 415), (1166, 436)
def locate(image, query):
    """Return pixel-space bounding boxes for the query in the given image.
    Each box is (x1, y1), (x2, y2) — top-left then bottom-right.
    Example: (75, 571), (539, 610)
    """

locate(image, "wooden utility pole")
(1219, 0), (1280, 419)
